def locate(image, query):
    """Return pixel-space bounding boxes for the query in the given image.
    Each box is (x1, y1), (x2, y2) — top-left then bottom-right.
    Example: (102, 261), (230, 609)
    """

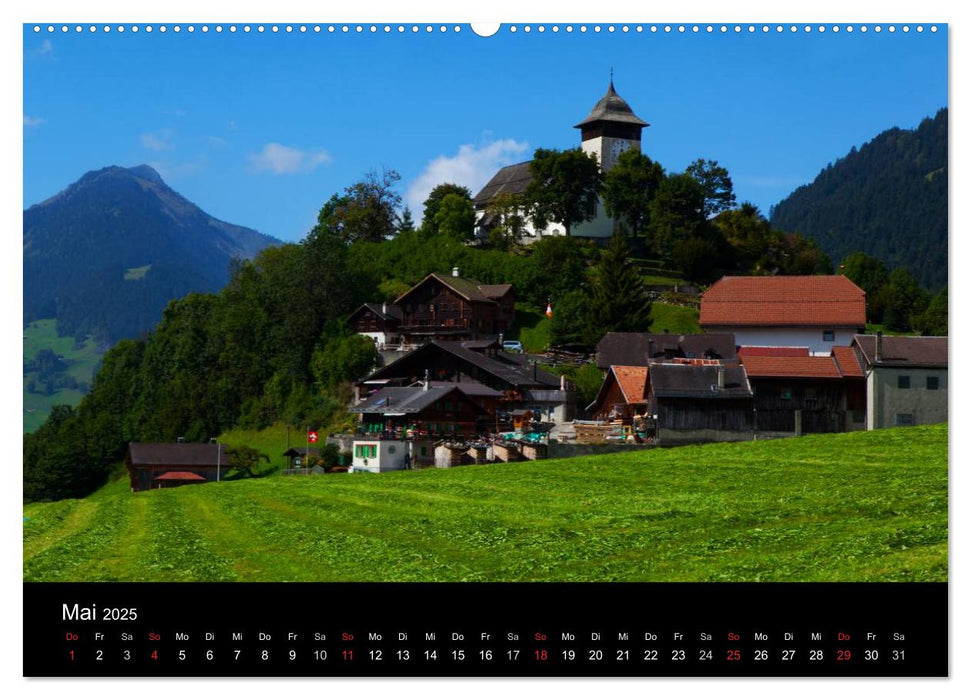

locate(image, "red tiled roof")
(700, 275), (866, 327)
(831, 346), (865, 378)
(741, 354), (843, 379)
(738, 346), (810, 358)
(611, 365), (649, 403)
(153, 471), (207, 481)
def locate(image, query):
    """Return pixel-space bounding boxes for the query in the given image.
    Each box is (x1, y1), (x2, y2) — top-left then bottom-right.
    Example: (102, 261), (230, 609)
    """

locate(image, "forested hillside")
(23, 165), (279, 344)
(770, 109), (947, 290)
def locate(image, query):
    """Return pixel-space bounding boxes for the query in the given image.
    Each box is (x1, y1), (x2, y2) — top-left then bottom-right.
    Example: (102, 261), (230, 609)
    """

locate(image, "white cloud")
(28, 39), (53, 59)
(248, 142), (331, 175)
(140, 129), (175, 152)
(23, 114), (44, 127)
(406, 138), (529, 222)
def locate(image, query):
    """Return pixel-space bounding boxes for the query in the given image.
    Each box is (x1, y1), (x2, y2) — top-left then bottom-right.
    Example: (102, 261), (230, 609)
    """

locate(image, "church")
(473, 79), (649, 242)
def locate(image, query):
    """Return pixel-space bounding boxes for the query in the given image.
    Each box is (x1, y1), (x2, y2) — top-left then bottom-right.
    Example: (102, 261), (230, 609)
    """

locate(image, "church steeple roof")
(574, 79), (648, 129)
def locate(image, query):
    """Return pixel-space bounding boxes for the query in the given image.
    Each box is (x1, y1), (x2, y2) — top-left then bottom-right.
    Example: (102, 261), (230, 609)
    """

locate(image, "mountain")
(23, 165), (280, 343)
(769, 108), (947, 291)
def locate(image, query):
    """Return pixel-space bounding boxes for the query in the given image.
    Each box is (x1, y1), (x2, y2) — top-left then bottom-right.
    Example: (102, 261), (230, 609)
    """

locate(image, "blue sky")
(23, 23), (947, 242)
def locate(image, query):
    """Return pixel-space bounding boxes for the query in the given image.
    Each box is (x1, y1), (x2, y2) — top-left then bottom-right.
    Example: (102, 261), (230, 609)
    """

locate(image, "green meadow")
(23, 424), (947, 583)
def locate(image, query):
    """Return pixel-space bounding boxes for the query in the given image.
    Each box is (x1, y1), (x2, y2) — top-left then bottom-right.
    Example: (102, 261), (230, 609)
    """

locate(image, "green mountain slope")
(770, 109), (947, 290)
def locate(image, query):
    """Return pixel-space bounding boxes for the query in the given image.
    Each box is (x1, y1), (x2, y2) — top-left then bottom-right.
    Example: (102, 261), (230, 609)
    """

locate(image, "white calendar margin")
(4, 1), (963, 699)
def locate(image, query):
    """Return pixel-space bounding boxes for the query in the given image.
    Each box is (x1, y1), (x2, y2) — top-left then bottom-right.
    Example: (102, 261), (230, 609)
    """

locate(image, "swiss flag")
(308, 430), (319, 443)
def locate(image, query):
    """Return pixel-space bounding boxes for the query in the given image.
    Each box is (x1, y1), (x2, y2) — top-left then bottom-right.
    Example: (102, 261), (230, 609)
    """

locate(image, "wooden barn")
(648, 364), (755, 446)
(741, 353), (854, 434)
(587, 365), (649, 421)
(125, 442), (226, 492)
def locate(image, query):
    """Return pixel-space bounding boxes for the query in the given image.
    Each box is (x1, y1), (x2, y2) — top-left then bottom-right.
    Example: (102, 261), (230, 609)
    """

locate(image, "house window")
(898, 375), (911, 389)
(896, 413), (915, 426)
(927, 376), (940, 390)
(823, 330), (835, 342)
(804, 389), (818, 409)
(370, 445), (377, 458)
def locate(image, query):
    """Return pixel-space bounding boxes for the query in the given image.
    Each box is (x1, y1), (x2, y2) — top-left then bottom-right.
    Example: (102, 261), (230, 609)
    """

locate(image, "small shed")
(126, 443), (225, 492)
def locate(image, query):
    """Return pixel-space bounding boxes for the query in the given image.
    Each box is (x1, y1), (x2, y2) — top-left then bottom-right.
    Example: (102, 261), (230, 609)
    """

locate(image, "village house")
(347, 382), (492, 472)
(700, 275), (867, 355)
(647, 363), (755, 446)
(347, 302), (402, 350)
(474, 79), (649, 243)
(356, 339), (574, 425)
(852, 334), (948, 430)
(595, 332), (737, 371)
(125, 442), (227, 492)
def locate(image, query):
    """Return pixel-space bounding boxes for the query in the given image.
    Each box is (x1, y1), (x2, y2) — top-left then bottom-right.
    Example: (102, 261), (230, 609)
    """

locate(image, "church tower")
(574, 78), (648, 171)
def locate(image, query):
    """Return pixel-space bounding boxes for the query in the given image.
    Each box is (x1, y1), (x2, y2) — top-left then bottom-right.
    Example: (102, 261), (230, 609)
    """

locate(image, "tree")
(524, 148), (602, 236)
(646, 173), (707, 259)
(686, 158), (737, 217)
(311, 332), (382, 391)
(397, 207), (416, 235)
(433, 193), (476, 241)
(224, 445), (270, 479)
(882, 268), (930, 332)
(549, 288), (593, 348)
(911, 288), (947, 336)
(584, 232), (653, 346)
(483, 191), (528, 250)
(840, 252), (890, 323)
(602, 149), (665, 237)
(422, 183), (473, 235)
(309, 170), (402, 245)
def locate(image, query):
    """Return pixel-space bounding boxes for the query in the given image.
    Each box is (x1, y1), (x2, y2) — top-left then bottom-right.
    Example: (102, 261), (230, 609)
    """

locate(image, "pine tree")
(397, 207), (416, 235)
(584, 231), (653, 346)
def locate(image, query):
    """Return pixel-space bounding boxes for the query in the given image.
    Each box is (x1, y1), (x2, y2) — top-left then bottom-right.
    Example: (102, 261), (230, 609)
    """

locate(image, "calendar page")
(21, 14), (948, 681)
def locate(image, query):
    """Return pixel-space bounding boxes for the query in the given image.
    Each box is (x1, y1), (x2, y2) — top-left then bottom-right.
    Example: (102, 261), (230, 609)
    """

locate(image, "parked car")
(502, 340), (524, 353)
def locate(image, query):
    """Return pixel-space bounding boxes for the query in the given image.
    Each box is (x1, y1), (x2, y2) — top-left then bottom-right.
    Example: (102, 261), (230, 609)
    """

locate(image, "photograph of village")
(23, 23), (947, 584)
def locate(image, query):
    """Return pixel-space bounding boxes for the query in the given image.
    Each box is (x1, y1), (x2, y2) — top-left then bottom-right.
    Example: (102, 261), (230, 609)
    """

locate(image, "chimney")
(382, 301), (387, 316)
(717, 365), (725, 390)
(560, 374), (566, 391)
(875, 331), (883, 363)
(452, 266), (460, 278)
(648, 339), (655, 361)
(423, 369), (430, 391)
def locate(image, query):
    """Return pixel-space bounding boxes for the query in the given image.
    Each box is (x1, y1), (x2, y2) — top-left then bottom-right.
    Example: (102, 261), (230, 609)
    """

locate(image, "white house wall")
(724, 328), (859, 355)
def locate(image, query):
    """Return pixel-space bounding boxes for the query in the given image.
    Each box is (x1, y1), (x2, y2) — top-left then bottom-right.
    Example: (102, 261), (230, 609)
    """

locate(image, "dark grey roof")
(473, 161), (533, 205)
(434, 341), (562, 387)
(650, 364), (752, 399)
(574, 80), (648, 129)
(362, 340), (561, 389)
(395, 273), (499, 305)
(853, 335), (948, 369)
(479, 284), (514, 299)
(422, 381), (505, 398)
(127, 443), (224, 466)
(364, 302), (402, 321)
(596, 332), (737, 369)
(350, 385), (470, 414)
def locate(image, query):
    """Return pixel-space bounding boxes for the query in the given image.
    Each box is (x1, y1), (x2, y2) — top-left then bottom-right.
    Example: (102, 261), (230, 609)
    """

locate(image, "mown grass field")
(23, 318), (102, 432)
(23, 425), (947, 583)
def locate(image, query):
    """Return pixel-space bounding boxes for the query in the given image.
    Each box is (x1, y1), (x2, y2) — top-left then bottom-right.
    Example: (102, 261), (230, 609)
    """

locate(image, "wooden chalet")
(595, 332), (736, 370)
(647, 364), (755, 446)
(356, 339), (573, 424)
(393, 269), (515, 344)
(347, 302), (402, 349)
(349, 383), (491, 440)
(125, 442), (226, 492)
